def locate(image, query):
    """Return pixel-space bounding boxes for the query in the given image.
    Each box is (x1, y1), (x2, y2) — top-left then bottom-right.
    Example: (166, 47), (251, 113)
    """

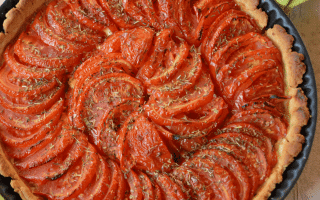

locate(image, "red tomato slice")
(138, 171), (155, 200)
(145, 40), (190, 87)
(145, 95), (228, 139)
(229, 109), (287, 140)
(193, 148), (252, 200)
(0, 98), (64, 131)
(118, 113), (174, 173)
(136, 29), (172, 82)
(5, 120), (62, 160)
(81, 0), (118, 28)
(14, 31), (80, 70)
(71, 73), (144, 130)
(35, 144), (98, 199)
(0, 83), (64, 115)
(77, 155), (112, 200)
(102, 160), (121, 199)
(65, 0), (118, 33)
(156, 0), (185, 39)
(222, 122), (277, 167)
(4, 45), (65, 79)
(98, 0), (143, 28)
(174, 0), (198, 41)
(93, 101), (141, 159)
(19, 133), (88, 185)
(31, 11), (93, 55)
(148, 70), (214, 117)
(209, 133), (268, 189)
(13, 120), (74, 170)
(155, 173), (188, 199)
(0, 63), (59, 99)
(99, 28), (155, 73)
(172, 165), (215, 199)
(234, 68), (286, 111)
(202, 9), (260, 62)
(193, 0), (239, 45)
(127, 170), (144, 200)
(45, 0), (104, 44)
(208, 32), (275, 76)
(148, 49), (203, 97)
(186, 157), (239, 200)
(0, 111), (60, 148)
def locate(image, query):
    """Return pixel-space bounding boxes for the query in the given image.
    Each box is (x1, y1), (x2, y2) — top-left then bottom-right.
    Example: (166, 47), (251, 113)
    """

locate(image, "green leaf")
(276, 0), (309, 8)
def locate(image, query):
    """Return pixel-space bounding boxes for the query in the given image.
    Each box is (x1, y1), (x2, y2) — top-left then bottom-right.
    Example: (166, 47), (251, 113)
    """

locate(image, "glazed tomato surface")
(0, 0), (290, 199)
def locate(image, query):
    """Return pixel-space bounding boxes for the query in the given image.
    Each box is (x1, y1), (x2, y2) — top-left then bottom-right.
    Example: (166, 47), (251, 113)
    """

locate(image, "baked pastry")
(0, 0), (310, 199)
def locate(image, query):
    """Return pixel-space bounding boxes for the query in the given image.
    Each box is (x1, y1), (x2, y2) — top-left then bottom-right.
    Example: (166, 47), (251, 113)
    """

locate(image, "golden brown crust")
(253, 25), (310, 200)
(235, 0), (268, 29)
(0, 1), (49, 199)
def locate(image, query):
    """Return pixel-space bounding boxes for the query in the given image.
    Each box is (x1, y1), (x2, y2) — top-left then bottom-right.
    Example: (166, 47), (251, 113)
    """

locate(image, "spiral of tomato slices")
(0, 0), (294, 199)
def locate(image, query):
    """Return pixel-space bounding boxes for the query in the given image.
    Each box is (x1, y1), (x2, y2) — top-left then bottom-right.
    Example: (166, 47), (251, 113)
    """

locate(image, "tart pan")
(0, 0), (317, 199)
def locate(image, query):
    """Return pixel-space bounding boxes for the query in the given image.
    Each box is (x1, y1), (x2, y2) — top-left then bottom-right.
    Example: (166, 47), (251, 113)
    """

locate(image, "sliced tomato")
(99, 28), (155, 73)
(234, 68), (286, 111)
(65, 0), (118, 33)
(120, 28), (154, 69)
(145, 40), (189, 87)
(215, 133), (269, 179)
(193, 0), (239, 45)
(153, 124), (181, 160)
(5, 120), (62, 160)
(138, 171), (155, 200)
(102, 160), (121, 199)
(19, 132), (88, 185)
(186, 156), (239, 200)
(45, 0), (104, 45)
(208, 32), (275, 77)
(148, 49), (202, 96)
(155, 173), (188, 199)
(13, 121), (74, 170)
(0, 63), (60, 99)
(145, 95), (228, 139)
(71, 73), (144, 130)
(77, 155), (112, 200)
(156, 0), (185, 39)
(148, 70), (214, 116)
(126, 170), (144, 200)
(4, 45), (65, 79)
(115, 164), (128, 200)
(93, 101), (141, 159)
(221, 122), (277, 167)
(98, 0), (143, 28)
(202, 9), (260, 62)
(31, 11), (93, 55)
(81, 0), (118, 29)
(136, 29), (172, 82)
(35, 144), (98, 199)
(0, 83), (64, 115)
(193, 148), (252, 200)
(172, 165), (215, 199)
(0, 111), (60, 148)
(154, 184), (162, 200)
(0, 98), (64, 132)
(14, 31), (80, 70)
(209, 133), (268, 190)
(118, 113), (174, 173)
(229, 109), (287, 140)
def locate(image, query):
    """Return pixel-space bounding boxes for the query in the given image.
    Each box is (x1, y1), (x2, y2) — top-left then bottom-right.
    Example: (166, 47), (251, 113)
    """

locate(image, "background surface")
(0, 0), (319, 200)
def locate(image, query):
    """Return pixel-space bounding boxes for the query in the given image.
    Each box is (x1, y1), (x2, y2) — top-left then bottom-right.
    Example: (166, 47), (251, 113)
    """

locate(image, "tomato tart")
(0, 0), (310, 199)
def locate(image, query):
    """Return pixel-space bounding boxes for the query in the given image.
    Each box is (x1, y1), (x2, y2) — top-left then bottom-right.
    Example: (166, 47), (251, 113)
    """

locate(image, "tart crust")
(0, 0), (310, 199)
